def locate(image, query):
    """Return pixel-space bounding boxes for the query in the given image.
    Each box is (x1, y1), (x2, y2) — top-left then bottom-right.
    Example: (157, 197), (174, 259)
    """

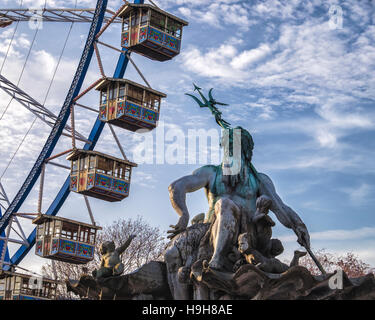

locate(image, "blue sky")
(0, 0), (374, 272)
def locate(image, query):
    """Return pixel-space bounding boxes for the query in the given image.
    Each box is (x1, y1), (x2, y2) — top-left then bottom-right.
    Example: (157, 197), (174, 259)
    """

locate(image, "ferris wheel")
(0, 0), (188, 299)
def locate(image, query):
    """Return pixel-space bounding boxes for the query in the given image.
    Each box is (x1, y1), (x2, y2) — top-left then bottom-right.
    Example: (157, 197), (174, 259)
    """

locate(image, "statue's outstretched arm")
(258, 173), (311, 248)
(167, 166), (215, 239)
(116, 234), (136, 255)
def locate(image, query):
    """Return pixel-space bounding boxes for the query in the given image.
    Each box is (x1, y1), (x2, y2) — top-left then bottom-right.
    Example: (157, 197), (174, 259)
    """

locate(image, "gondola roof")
(32, 214), (102, 230)
(66, 149), (138, 168)
(95, 77), (167, 98)
(119, 3), (189, 26)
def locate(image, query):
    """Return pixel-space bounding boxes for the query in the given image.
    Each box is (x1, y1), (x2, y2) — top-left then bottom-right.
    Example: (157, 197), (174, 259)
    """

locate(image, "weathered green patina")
(186, 84), (261, 193)
(185, 84), (231, 129)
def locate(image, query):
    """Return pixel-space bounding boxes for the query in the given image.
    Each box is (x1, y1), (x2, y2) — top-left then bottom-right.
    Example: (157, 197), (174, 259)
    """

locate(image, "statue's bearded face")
(220, 129), (242, 177)
(220, 127), (254, 180)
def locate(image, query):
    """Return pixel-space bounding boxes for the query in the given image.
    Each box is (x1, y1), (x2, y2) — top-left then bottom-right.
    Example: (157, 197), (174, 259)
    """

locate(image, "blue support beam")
(0, 0), (108, 237)
(0, 208), (10, 264)
(5, 0), (144, 269)
(0, 0), (108, 269)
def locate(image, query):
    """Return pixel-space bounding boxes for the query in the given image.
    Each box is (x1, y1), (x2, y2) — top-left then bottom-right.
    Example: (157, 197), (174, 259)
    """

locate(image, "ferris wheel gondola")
(119, 3), (188, 61)
(95, 77), (166, 131)
(32, 214), (101, 264)
(67, 149), (137, 202)
(0, 269), (59, 300)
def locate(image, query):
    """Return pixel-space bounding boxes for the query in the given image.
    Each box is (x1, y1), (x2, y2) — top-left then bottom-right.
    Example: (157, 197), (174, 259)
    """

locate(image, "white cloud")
(178, 7), (191, 19)
(163, 0), (255, 30)
(133, 171), (157, 189)
(179, 7), (375, 155)
(181, 43), (245, 80)
(180, 2), (375, 100)
(230, 44), (272, 70)
(279, 226), (375, 243)
(340, 183), (373, 205)
(316, 98), (374, 130)
(243, 101), (276, 120)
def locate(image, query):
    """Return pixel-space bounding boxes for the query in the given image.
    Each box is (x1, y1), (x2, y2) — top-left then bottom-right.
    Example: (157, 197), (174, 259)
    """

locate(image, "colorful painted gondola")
(0, 271), (58, 300)
(96, 77), (166, 132)
(119, 3), (188, 61)
(67, 149), (137, 202)
(32, 214), (102, 265)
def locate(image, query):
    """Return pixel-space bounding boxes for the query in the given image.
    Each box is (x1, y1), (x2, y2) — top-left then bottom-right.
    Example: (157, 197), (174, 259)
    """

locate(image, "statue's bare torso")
(168, 163), (310, 251)
(202, 165), (259, 223)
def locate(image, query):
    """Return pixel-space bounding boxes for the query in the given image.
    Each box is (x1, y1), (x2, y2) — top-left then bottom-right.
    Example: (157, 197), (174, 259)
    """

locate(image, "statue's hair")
(221, 127), (255, 188)
(222, 126), (254, 163)
(235, 126), (254, 165)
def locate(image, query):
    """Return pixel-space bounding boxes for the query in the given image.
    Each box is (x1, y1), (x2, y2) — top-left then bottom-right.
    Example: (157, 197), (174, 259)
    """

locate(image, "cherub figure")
(92, 234), (136, 279)
(233, 195), (306, 274)
(235, 233), (306, 274)
(250, 195), (278, 257)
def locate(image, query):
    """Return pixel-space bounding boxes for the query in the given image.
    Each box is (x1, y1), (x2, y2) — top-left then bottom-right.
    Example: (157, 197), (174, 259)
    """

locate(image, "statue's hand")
(294, 223), (310, 248)
(167, 215), (188, 239)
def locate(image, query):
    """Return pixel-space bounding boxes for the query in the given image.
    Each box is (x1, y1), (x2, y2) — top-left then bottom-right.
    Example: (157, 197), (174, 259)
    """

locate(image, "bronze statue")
(166, 86), (312, 299)
(92, 234), (136, 279)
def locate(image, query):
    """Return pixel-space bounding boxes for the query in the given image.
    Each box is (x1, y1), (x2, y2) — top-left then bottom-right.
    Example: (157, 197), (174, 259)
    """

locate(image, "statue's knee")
(215, 198), (239, 217)
(165, 246), (178, 262)
(215, 197), (233, 212)
(165, 246), (181, 271)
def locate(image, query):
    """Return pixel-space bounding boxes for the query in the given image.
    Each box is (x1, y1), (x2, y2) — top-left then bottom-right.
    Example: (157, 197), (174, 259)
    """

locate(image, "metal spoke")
(126, 53), (152, 88)
(74, 102), (99, 113)
(0, 8), (122, 24)
(0, 236), (28, 246)
(0, 182), (10, 210)
(0, 218), (12, 269)
(47, 161), (70, 170)
(0, 74), (88, 143)
(84, 196), (95, 225)
(108, 124), (128, 161)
